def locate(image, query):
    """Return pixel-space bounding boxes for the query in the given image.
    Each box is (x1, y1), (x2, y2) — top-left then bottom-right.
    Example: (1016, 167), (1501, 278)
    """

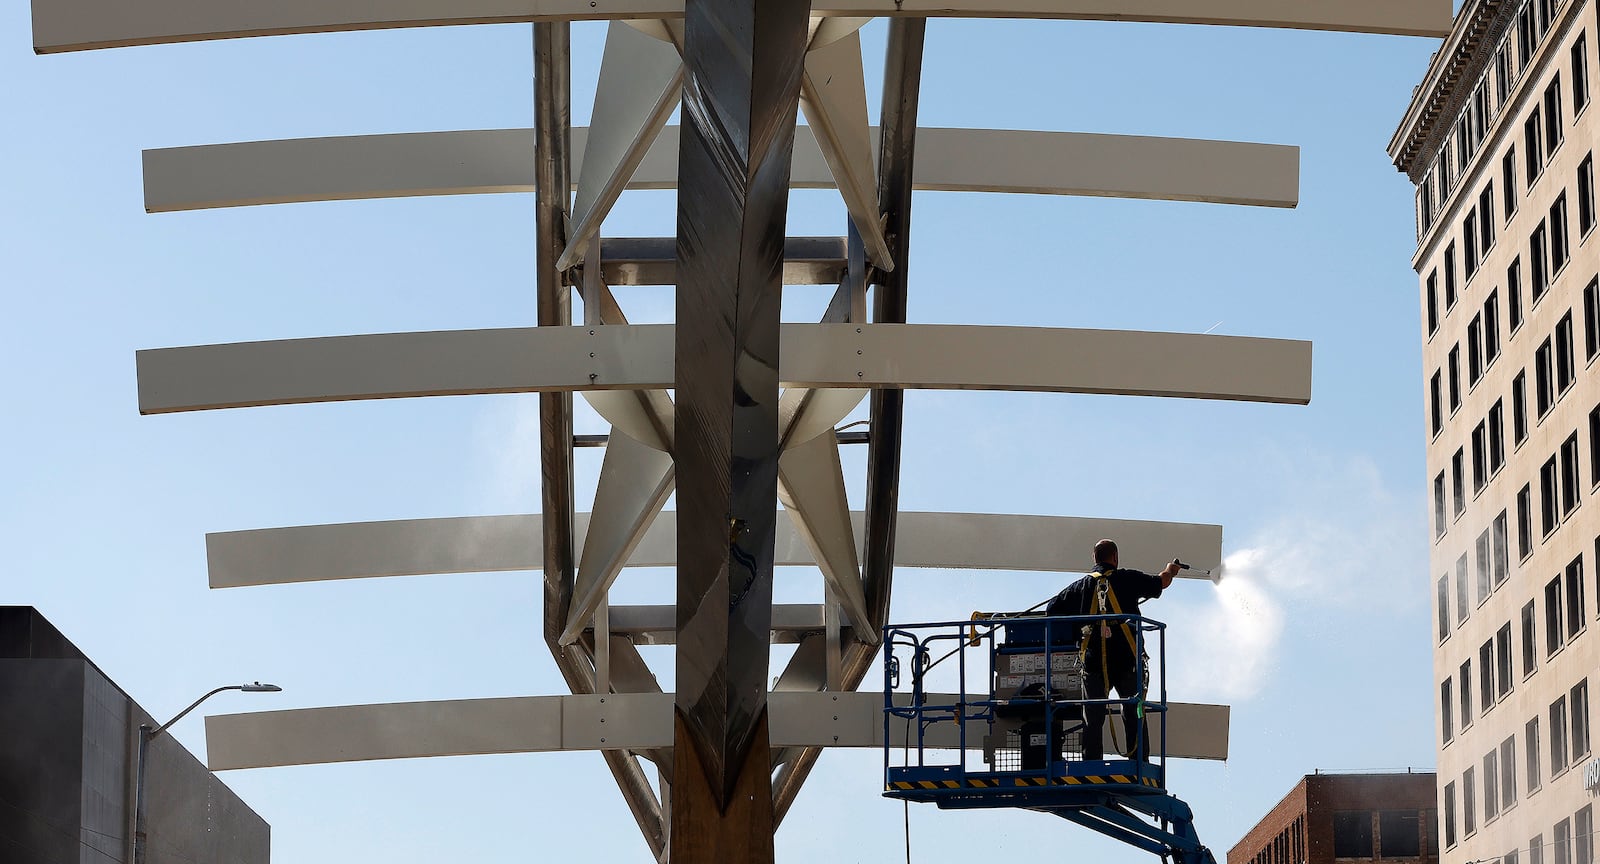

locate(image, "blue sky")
(3, 6), (1445, 863)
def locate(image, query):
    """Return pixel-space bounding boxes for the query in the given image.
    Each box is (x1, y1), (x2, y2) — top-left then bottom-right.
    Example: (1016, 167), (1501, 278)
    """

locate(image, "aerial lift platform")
(882, 613), (1218, 864)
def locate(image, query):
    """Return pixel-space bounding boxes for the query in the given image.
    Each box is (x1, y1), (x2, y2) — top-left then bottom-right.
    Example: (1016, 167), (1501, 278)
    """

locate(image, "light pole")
(133, 682), (281, 864)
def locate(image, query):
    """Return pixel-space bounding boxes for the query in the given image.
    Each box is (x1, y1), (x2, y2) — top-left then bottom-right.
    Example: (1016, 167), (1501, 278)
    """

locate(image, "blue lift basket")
(881, 612), (1218, 864)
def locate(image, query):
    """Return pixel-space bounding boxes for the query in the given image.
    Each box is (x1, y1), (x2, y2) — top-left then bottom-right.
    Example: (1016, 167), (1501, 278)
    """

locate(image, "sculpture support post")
(671, 0), (810, 858)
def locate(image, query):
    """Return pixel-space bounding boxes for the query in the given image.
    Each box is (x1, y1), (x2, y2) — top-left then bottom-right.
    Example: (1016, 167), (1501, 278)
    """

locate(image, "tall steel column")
(671, 0), (811, 857)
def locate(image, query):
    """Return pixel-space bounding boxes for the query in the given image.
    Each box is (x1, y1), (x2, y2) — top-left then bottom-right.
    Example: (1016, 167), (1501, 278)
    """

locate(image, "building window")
(1536, 835), (1548, 864)
(1585, 280), (1599, 362)
(1492, 401), (1507, 474)
(1573, 680), (1591, 759)
(1557, 311), (1577, 394)
(1487, 291), (1503, 366)
(1455, 448), (1468, 518)
(1465, 767), (1477, 836)
(1436, 472), (1449, 538)
(1333, 811), (1374, 858)
(1547, 77), (1566, 157)
(1481, 639), (1497, 714)
(1511, 257), (1525, 332)
(1520, 3), (1535, 66)
(1506, 150), (1521, 219)
(1563, 433), (1584, 515)
(1516, 371), (1530, 445)
(1380, 811), (1420, 858)
(1451, 344), (1464, 412)
(1468, 212), (1481, 280)
(1553, 696), (1571, 775)
(1500, 43), (1514, 103)
(1431, 372), (1444, 437)
(1547, 576), (1566, 655)
(1497, 622), (1514, 697)
(1502, 735), (1519, 807)
(1519, 483), (1534, 558)
(1565, 555), (1586, 638)
(1495, 510), (1511, 583)
(1557, 819), (1573, 864)
(1445, 782), (1458, 847)
(1528, 109), (1546, 180)
(1533, 223), (1550, 303)
(1471, 316), (1486, 387)
(1448, 242), (1460, 309)
(1591, 406), (1600, 486)
(1577, 806), (1594, 864)
(1538, 338), (1555, 417)
(1439, 575), (1452, 642)
(1581, 155), (1596, 236)
(1446, 675), (1459, 742)
(1485, 749), (1501, 822)
(1578, 34), (1593, 114)
(1482, 185), (1497, 251)
(1458, 555), (1471, 625)
(1475, 423), (1490, 494)
(1528, 716), (1542, 792)
(1542, 455), (1561, 535)
(1428, 271), (1441, 336)
(1523, 599), (1539, 677)
(1552, 194), (1571, 273)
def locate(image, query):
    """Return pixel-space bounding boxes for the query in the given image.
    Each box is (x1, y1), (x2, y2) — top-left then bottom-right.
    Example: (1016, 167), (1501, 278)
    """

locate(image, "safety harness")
(1078, 566), (1148, 757)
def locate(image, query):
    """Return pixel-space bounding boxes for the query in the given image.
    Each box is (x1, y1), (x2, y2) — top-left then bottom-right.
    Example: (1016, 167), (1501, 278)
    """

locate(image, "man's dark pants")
(1083, 661), (1147, 761)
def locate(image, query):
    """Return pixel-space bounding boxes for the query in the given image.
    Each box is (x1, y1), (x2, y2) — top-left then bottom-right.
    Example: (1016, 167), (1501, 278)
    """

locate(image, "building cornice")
(1389, 0), (1517, 181)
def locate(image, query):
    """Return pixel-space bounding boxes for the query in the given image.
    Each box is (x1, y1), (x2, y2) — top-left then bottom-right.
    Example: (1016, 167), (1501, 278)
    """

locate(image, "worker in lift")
(1046, 538), (1179, 762)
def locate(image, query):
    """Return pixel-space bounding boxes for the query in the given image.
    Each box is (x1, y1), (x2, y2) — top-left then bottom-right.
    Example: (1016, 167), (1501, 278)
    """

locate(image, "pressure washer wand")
(1172, 559), (1211, 576)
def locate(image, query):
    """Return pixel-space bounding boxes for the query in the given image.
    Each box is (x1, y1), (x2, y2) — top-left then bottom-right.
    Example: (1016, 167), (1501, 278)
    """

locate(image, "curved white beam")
(204, 692), (1228, 770)
(205, 511), (1222, 588)
(35, 0), (1450, 54)
(142, 127), (1299, 213)
(136, 323), (1313, 415)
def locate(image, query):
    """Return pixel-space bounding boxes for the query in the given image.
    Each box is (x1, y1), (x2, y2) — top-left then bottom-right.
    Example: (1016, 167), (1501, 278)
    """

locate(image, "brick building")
(1229, 773), (1439, 864)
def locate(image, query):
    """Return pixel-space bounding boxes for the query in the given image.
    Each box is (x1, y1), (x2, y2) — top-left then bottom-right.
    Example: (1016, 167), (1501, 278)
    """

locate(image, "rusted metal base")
(670, 709), (776, 864)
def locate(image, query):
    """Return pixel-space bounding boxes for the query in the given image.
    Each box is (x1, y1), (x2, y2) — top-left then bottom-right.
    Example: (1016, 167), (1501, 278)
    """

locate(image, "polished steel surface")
(671, 0), (812, 807)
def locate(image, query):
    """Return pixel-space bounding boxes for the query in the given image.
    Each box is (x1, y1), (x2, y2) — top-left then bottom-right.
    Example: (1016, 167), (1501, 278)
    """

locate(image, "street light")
(133, 682), (282, 864)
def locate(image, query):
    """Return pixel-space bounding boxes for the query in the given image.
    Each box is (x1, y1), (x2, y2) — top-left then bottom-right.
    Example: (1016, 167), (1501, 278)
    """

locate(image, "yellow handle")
(967, 611), (990, 646)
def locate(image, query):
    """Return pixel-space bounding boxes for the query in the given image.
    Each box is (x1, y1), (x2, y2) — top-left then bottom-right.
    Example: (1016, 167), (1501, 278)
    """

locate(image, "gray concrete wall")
(0, 607), (269, 864)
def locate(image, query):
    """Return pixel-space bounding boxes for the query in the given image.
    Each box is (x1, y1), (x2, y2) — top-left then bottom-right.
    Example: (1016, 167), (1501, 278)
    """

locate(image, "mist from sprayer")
(1169, 546), (1286, 702)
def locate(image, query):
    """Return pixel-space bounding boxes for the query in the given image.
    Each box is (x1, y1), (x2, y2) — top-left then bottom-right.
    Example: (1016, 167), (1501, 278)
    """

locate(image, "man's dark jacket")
(1045, 566), (1164, 672)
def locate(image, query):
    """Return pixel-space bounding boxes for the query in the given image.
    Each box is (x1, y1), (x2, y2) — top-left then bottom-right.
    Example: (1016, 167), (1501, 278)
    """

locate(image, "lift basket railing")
(882, 613), (1168, 781)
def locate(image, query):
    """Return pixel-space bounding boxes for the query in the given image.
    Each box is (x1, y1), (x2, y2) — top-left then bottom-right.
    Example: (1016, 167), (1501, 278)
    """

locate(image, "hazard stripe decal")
(889, 773), (1160, 791)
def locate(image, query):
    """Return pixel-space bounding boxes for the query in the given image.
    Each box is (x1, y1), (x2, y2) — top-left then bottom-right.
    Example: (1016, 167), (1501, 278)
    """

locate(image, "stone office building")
(1390, 2), (1600, 864)
(1228, 772), (1439, 864)
(0, 606), (268, 864)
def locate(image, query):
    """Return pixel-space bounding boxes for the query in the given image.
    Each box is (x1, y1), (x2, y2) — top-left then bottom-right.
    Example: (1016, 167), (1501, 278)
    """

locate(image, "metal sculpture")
(32, 0), (1450, 860)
